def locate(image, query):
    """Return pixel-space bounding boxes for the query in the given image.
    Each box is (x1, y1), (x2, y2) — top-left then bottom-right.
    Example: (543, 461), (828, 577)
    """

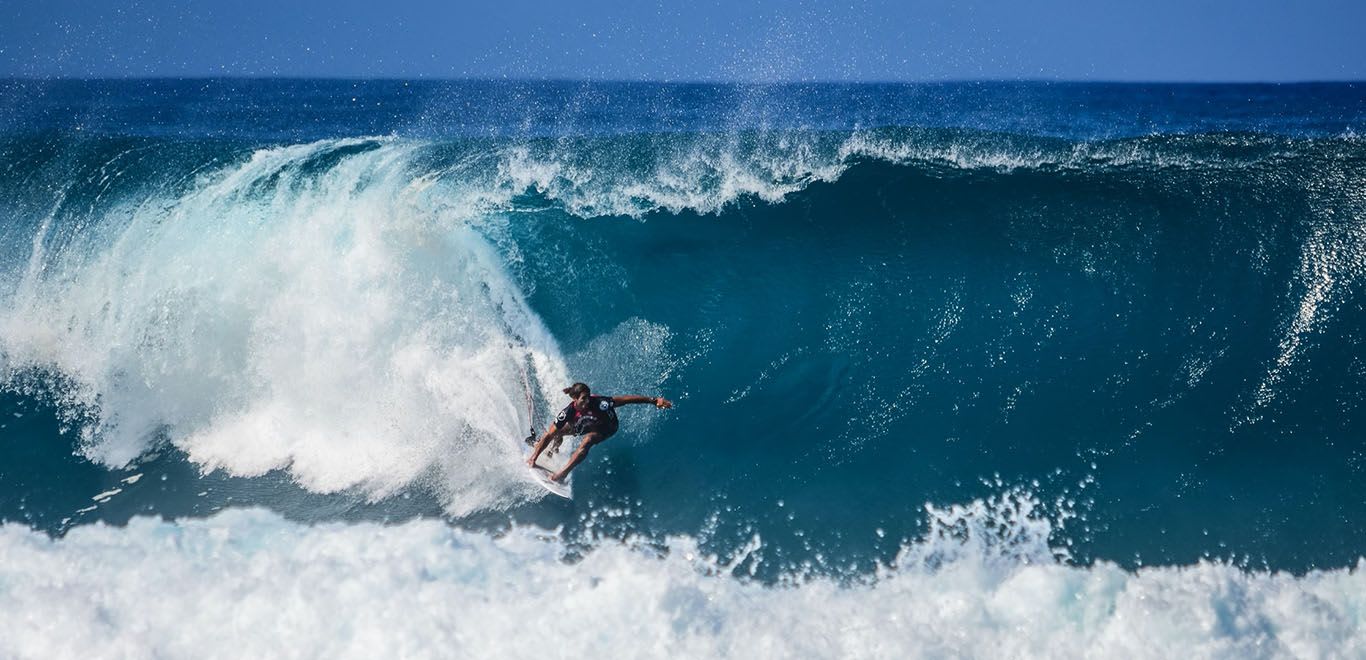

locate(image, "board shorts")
(578, 419), (618, 440)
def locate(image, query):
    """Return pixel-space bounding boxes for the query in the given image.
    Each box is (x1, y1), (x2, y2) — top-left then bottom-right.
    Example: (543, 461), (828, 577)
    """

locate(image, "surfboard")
(512, 350), (571, 499)
(528, 465), (572, 499)
(527, 444), (573, 499)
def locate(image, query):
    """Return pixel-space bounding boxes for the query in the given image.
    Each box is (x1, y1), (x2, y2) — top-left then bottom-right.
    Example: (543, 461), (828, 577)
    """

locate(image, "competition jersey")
(555, 396), (619, 435)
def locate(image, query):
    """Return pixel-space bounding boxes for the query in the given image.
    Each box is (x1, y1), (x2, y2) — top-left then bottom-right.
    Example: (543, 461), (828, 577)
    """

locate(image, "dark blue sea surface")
(1, 79), (1365, 591)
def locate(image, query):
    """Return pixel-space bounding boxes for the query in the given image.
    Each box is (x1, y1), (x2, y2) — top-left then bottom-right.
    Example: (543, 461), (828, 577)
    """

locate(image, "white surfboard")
(526, 440), (573, 499)
(512, 354), (572, 499)
(528, 465), (572, 499)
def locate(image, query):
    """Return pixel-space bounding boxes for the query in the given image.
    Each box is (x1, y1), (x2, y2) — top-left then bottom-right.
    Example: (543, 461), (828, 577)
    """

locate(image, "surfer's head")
(564, 382), (592, 410)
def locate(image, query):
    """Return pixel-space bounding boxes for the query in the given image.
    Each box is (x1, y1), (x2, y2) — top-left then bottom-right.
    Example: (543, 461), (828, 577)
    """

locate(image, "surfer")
(526, 382), (672, 482)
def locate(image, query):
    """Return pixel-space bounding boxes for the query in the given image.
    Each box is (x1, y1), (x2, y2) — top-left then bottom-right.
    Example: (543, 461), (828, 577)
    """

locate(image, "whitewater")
(3, 502), (1364, 659)
(1, 80), (1365, 658)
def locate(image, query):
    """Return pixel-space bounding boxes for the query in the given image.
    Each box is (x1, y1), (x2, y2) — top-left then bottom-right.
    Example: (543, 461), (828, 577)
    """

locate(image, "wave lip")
(453, 128), (1358, 222)
(1, 498), (1362, 659)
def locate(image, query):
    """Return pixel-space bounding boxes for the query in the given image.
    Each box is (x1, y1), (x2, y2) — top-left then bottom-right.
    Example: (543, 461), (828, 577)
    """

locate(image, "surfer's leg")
(550, 431), (605, 481)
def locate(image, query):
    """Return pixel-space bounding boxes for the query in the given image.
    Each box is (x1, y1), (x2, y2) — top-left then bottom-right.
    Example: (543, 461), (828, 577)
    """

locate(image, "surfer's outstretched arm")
(611, 395), (673, 409)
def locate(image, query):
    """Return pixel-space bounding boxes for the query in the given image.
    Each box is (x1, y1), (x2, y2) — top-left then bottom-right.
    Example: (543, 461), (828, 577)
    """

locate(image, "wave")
(1, 127), (1363, 524)
(0, 491), (1361, 659)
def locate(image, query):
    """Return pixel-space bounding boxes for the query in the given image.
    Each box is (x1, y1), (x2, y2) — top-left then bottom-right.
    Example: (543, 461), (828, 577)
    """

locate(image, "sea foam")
(0, 498), (1361, 660)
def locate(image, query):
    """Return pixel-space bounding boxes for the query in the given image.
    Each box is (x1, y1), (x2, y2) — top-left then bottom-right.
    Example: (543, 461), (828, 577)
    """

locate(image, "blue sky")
(3, 0), (1363, 81)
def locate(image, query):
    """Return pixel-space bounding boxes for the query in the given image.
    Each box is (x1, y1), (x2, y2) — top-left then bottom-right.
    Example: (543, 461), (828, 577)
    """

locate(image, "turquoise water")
(1, 80), (1365, 656)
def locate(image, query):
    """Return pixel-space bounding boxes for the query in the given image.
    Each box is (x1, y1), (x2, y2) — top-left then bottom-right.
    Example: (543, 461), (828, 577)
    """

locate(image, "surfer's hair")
(563, 382), (591, 397)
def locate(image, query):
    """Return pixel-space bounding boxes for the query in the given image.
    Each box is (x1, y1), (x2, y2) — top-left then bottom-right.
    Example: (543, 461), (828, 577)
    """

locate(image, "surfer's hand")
(654, 397), (673, 409)
(526, 457), (536, 468)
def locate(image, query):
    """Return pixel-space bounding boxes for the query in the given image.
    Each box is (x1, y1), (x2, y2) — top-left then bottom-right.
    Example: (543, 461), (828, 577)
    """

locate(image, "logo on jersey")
(599, 400), (610, 411)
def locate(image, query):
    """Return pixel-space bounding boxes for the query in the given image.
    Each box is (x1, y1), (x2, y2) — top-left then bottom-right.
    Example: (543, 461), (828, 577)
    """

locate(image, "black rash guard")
(554, 395), (619, 438)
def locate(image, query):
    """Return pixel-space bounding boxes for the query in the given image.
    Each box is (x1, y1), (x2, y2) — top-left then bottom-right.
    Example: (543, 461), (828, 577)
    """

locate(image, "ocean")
(1, 79), (1365, 657)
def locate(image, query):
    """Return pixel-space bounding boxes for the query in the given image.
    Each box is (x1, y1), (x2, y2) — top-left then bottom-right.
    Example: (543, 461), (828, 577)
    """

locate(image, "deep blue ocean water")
(1, 80), (1365, 656)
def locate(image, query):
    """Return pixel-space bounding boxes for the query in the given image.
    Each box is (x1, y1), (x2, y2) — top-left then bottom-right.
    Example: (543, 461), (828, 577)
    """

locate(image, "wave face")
(0, 80), (1365, 655)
